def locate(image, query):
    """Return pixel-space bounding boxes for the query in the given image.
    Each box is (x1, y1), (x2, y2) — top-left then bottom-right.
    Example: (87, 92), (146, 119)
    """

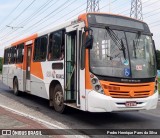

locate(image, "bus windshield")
(90, 27), (156, 78)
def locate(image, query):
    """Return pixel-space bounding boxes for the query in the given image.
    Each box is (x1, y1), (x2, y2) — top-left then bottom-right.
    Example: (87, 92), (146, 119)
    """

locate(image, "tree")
(0, 57), (3, 73)
(156, 50), (160, 70)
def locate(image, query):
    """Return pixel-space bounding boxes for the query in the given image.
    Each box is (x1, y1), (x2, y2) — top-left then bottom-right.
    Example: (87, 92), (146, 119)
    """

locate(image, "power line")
(143, 7), (160, 16)
(100, 0), (118, 10)
(25, 0), (77, 33)
(2, 2), (84, 45)
(0, 0), (58, 39)
(0, 0), (37, 36)
(1, 0), (76, 44)
(33, 2), (86, 33)
(18, 0), (54, 26)
(118, 0), (156, 15)
(149, 19), (160, 25)
(0, 0), (25, 32)
(0, 0), (65, 41)
(2, 0), (160, 46)
(8, 0), (37, 26)
(111, 1), (129, 12)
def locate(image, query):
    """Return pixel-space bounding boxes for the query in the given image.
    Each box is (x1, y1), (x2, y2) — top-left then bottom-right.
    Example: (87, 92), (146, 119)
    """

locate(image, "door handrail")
(65, 64), (76, 90)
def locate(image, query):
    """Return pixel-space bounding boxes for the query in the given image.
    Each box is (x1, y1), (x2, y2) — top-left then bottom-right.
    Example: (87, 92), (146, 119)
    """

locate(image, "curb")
(0, 105), (64, 129)
(0, 105), (87, 137)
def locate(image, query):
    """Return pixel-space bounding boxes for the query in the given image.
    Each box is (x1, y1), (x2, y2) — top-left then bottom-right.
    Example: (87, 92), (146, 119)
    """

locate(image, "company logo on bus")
(121, 79), (141, 83)
(130, 91), (135, 97)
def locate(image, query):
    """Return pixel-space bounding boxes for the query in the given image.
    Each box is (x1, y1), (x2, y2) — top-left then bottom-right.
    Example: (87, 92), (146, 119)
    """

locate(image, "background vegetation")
(0, 57), (3, 74)
(156, 50), (160, 93)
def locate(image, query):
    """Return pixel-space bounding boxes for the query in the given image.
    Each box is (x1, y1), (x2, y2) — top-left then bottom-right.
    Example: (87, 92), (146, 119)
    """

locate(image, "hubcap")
(55, 91), (63, 106)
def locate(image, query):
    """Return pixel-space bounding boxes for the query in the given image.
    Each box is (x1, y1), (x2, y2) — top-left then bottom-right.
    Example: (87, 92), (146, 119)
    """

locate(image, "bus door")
(65, 22), (85, 107)
(25, 45), (32, 92)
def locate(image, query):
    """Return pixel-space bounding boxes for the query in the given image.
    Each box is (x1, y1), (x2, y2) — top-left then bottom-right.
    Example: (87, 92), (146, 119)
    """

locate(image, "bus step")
(65, 103), (80, 109)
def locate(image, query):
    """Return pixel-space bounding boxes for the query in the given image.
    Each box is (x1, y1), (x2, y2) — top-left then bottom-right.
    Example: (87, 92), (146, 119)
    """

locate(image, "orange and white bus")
(2, 13), (158, 113)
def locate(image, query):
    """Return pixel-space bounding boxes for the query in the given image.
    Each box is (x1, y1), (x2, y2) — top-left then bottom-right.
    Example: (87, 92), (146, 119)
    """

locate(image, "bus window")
(48, 30), (65, 61)
(10, 46), (17, 64)
(34, 35), (48, 62)
(17, 44), (24, 63)
(4, 49), (9, 65)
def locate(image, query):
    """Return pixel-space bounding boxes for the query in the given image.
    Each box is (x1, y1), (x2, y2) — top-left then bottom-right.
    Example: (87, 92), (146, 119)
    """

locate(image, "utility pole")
(130, 0), (143, 20)
(86, 0), (100, 12)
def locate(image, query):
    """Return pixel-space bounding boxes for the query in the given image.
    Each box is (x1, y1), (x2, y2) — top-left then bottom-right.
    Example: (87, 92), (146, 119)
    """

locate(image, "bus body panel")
(2, 65), (8, 86)
(87, 90), (158, 112)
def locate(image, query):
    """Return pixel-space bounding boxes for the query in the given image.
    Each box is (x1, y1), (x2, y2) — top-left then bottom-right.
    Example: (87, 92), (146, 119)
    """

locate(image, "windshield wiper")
(105, 27), (126, 60)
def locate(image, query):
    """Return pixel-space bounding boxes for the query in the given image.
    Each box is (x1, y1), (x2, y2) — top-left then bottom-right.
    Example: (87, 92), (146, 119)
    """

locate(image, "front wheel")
(53, 84), (66, 113)
(13, 78), (20, 96)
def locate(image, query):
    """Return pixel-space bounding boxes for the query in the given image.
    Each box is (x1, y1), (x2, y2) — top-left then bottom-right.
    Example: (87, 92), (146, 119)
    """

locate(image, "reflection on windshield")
(126, 32), (156, 78)
(90, 27), (156, 78)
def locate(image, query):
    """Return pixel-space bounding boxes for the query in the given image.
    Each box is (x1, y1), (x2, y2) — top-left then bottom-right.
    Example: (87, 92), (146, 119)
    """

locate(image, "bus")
(2, 13), (158, 113)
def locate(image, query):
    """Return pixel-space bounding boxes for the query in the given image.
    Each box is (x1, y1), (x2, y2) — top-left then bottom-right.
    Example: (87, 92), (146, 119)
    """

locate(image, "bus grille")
(101, 83), (154, 98)
(108, 90), (151, 98)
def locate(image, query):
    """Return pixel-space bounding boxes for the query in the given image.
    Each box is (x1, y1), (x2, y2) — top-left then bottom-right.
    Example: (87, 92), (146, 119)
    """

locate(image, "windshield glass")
(90, 27), (156, 78)
(90, 27), (130, 78)
(126, 32), (156, 78)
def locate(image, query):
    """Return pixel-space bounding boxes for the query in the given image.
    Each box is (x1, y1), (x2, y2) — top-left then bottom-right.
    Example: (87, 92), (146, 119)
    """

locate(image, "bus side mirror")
(84, 27), (93, 49)
(85, 35), (93, 49)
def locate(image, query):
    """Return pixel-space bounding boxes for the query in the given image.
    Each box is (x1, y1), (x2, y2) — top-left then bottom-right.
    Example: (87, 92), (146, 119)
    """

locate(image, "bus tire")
(13, 78), (19, 96)
(53, 84), (66, 113)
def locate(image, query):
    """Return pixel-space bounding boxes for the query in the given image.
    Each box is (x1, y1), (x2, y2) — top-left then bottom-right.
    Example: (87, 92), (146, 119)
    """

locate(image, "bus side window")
(8, 48), (11, 64)
(48, 33), (53, 60)
(48, 30), (65, 61)
(17, 44), (24, 63)
(10, 46), (17, 64)
(34, 35), (48, 62)
(14, 47), (17, 63)
(4, 49), (9, 65)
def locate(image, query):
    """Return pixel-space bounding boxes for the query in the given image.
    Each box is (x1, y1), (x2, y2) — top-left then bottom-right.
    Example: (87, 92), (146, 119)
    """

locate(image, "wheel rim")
(55, 91), (63, 106)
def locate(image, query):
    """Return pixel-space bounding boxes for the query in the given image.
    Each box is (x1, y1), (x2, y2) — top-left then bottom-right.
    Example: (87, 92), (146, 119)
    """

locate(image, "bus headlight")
(95, 85), (101, 91)
(90, 74), (104, 94)
(92, 78), (97, 84)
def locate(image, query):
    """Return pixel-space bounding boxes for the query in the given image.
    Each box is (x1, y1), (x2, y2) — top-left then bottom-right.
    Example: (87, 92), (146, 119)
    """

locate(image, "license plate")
(125, 101), (137, 107)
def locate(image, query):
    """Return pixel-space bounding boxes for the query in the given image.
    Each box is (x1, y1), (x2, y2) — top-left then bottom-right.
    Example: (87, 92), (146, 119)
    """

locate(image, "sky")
(0, 0), (160, 57)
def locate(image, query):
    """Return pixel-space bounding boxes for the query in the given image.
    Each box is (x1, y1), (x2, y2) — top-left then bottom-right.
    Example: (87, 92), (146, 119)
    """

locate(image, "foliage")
(0, 57), (3, 74)
(156, 50), (160, 70)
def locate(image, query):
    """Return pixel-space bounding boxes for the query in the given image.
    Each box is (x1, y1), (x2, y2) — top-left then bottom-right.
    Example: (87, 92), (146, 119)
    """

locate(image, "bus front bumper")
(87, 90), (159, 112)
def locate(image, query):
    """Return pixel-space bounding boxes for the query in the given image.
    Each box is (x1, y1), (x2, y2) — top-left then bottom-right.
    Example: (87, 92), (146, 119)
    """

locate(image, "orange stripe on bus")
(11, 34), (37, 46)
(13, 34), (44, 80)
(79, 14), (92, 89)
(30, 62), (44, 80)
(85, 50), (92, 89)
